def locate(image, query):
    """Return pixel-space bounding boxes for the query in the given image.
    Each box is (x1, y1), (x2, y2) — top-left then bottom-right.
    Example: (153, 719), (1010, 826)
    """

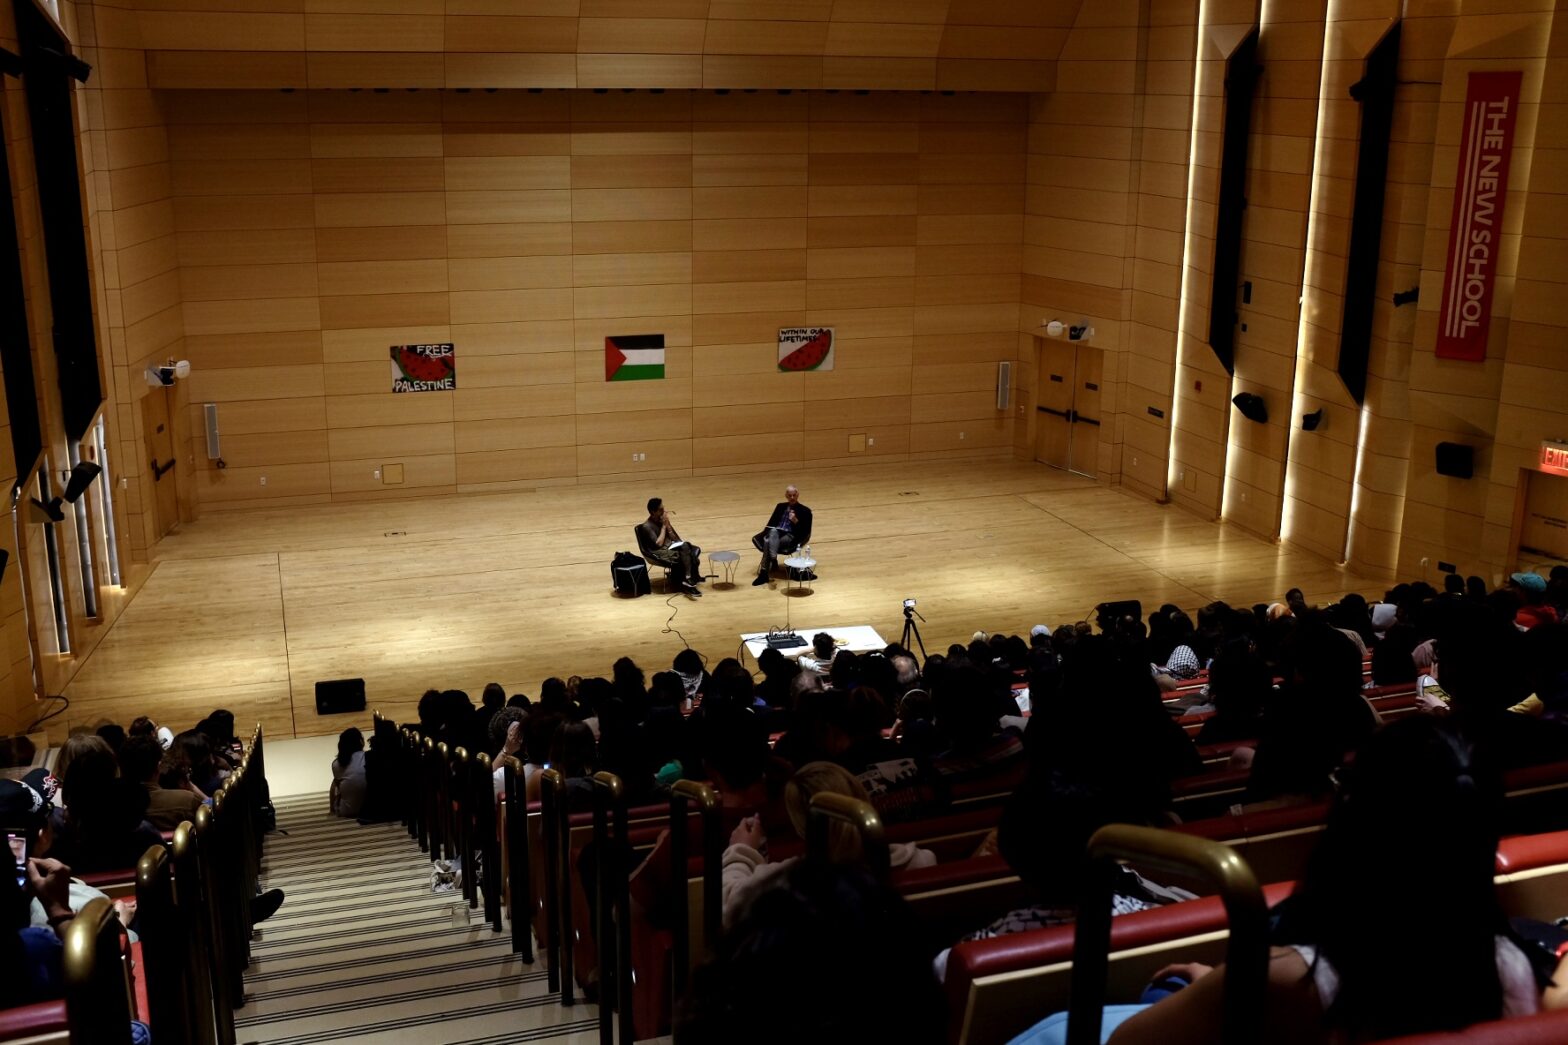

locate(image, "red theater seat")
(1377, 1010), (1568, 1044)
(0, 1001), (69, 1041)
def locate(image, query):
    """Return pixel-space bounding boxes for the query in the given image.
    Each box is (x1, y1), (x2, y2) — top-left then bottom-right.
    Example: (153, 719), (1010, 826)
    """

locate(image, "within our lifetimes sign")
(1435, 71), (1522, 362)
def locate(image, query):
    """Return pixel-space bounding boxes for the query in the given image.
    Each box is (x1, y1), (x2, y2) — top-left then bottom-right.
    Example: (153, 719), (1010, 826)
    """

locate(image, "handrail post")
(173, 821), (219, 1045)
(668, 779), (721, 1003)
(453, 747), (478, 909)
(475, 752), (503, 931)
(591, 772), (633, 1045)
(503, 758), (534, 959)
(1066, 824), (1267, 1045)
(541, 767), (571, 1003)
(805, 792), (888, 878)
(137, 844), (190, 1045)
(62, 898), (133, 1045)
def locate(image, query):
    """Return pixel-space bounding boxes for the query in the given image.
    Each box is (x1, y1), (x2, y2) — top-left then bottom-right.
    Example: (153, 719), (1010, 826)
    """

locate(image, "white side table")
(709, 550), (740, 587)
(783, 555), (816, 593)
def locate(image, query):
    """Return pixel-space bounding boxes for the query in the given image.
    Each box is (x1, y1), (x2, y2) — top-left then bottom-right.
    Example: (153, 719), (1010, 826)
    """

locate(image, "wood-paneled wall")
(1341, 7), (1435, 576)
(0, 4), (40, 730)
(1224, 2), (1325, 541)
(1017, 0), (1198, 500)
(163, 88), (1025, 508)
(128, 0), (1082, 94)
(74, 0), (191, 562)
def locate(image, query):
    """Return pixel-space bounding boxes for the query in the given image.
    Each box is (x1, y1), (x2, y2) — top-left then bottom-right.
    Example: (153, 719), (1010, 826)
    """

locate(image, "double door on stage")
(1033, 336), (1103, 479)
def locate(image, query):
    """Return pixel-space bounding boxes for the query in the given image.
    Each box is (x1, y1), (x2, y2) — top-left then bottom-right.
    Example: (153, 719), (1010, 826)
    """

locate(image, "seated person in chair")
(637, 497), (703, 597)
(752, 484), (814, 585)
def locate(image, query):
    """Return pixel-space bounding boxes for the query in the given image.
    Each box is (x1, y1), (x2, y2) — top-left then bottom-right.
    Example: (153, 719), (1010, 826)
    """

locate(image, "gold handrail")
(669, 778), (722, 992)
(806, 792), (888, 876)
(590, 772), (633, 1044)
(1067, 824), (1267, 1045)
(63, 897), (133, 1044)
(539, 767), (572, 1004)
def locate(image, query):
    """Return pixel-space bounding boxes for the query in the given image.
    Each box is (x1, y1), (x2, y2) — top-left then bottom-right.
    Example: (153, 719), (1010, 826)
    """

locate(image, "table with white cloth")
(739, 624), (887, 664)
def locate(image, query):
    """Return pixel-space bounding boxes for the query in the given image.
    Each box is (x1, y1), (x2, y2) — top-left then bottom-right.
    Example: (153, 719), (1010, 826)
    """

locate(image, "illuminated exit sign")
(1542, 441), (1568, 477)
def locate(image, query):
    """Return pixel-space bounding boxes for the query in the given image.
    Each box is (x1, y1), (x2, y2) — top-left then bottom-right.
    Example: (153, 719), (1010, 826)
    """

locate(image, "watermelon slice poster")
(778, 327), (834, 372)
(390, 343), (455, 393)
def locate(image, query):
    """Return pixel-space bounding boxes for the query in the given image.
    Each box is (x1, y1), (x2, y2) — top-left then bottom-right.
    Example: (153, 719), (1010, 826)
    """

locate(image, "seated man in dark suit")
(752, 484), (814, 585)
(637, 497), (703, 598)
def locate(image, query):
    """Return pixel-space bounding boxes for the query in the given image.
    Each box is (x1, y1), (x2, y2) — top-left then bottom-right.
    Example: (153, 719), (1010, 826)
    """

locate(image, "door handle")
(151, 459), (176, 480)
(1037, 406), (1069, 419)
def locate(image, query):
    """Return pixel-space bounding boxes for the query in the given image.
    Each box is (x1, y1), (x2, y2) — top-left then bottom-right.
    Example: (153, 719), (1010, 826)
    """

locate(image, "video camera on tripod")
(900, 597), (925, 656)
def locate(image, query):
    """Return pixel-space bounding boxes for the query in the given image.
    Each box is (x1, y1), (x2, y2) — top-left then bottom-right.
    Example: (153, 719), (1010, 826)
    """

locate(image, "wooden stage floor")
(57, 459), (1391, 741)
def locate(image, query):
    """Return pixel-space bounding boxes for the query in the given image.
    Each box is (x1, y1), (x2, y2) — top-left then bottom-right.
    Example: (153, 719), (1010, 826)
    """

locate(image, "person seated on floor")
(117, 734), (201, 832)
(42, 737), (163, 875)
(719, 760), (935, 928)
(330, 727), (368, 818)
(1086, 717), (1568, 1045)
(357, 715), (404, 823)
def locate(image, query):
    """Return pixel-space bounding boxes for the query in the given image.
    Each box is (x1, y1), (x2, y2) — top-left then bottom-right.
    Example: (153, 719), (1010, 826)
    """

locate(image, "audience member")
(1101, 717), (1568, 1044)
(676, 861), (943, 1045)
(43, 739), (162, 875)
(719, 761), (935, 927)
(118, 734), (201, 831)
(331, 727), (368, 818)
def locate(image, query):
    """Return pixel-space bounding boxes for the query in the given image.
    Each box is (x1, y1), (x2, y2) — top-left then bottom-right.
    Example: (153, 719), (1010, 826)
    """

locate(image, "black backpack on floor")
(612, 551), (651, 597)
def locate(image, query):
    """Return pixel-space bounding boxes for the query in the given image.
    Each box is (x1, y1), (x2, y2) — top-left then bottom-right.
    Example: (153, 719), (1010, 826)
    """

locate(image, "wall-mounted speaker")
(1435, 442), (1474, 479)
(1232, 392), (1268, 424)
(315, 678), (367, 715)
(204, 402), (221, 459)
(996, 360), (1012, 411)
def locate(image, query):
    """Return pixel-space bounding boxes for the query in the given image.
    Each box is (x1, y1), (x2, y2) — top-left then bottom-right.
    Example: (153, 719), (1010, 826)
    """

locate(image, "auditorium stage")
(54, 459), (1391, 741)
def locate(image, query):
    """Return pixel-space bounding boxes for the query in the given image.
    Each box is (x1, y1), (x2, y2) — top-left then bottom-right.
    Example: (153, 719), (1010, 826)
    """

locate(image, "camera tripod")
(900, 602), (927, 658)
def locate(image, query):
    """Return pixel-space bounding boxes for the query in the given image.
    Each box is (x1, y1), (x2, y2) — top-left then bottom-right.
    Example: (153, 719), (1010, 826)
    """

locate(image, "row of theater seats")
(0, 727), (270, 1045)
(384, 678), (1568, 1045)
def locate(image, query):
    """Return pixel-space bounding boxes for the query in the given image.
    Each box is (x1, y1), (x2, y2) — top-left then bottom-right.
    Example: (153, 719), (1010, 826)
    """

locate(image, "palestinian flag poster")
(605, 334), (665, 381)
(390, 343), (455, 392)
(778, 327), (834, 372)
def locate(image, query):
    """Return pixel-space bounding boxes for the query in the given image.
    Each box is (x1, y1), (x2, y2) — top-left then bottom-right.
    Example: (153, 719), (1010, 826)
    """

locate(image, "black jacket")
(753, 501), (812, 550)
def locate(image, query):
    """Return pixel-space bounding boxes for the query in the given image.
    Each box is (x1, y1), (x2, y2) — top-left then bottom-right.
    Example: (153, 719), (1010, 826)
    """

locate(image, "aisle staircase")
(236, 793), (598, 1044)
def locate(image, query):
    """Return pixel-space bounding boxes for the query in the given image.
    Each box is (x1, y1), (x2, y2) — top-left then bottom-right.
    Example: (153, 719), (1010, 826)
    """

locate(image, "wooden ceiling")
(120, 0), (1088, 91)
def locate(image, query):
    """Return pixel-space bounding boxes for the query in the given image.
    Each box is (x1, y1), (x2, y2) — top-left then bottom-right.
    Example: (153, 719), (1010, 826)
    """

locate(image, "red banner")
(1435, 71), (1522, 361)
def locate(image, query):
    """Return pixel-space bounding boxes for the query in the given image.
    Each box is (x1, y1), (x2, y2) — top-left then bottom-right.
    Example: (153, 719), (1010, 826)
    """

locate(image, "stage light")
(28, 497), (64, 524)
(62, 461), (101, 503)
(1232, 392), (1268, 424)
